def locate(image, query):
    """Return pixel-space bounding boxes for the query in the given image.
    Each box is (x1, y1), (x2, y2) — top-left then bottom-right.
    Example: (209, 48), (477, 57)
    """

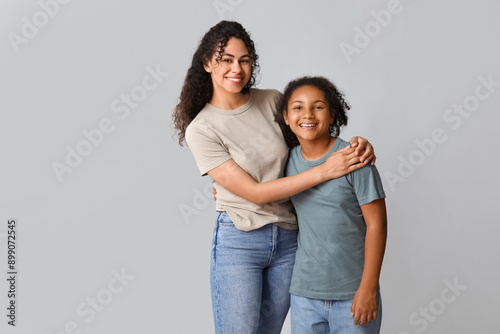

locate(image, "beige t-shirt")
(185, 89), (297, 231)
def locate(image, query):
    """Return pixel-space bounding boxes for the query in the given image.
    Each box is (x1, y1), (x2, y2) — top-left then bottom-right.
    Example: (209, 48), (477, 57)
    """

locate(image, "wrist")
(358, 282), (379, 292)
(315, 164), (329, 183)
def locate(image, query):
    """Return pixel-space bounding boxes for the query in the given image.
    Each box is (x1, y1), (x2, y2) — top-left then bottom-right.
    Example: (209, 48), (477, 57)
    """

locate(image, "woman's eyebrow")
(221, 53), (251, 58)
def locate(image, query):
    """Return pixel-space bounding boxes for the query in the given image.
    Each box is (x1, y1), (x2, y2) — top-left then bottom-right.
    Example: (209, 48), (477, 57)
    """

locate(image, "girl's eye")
(314, 106), (323, 110)
(241, 59), (250, 63)
(293, 106), (302, 110)
(223, 59), (231, 63)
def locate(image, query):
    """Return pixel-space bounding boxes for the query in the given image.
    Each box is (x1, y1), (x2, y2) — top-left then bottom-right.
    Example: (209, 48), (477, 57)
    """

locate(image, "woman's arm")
(351, 198), (387, 326)
(208, 146), (364, 204)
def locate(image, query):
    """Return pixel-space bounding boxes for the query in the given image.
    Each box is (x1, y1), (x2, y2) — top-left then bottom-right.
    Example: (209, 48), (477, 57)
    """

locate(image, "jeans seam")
(267, 224), (277, 266)
(213, 218), (223, 334)
(325, 300), (330, 320)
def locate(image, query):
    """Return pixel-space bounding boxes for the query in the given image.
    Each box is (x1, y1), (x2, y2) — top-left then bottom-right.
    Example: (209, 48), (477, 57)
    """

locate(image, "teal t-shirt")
(286, 137), (386, 300)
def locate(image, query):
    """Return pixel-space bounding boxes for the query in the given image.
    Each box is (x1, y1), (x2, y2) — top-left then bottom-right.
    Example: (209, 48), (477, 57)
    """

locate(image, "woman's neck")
(300, 136), (336, 161)
(209, 91), (250, 110)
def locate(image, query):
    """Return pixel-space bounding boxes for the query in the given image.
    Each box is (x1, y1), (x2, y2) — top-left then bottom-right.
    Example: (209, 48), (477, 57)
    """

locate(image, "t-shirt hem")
(357, 190), (386, 206)
(199, 156), (232, 176)
(290, 288), (356, 301)
(274, 221), (299, 230)
(231, 220), (298, 232)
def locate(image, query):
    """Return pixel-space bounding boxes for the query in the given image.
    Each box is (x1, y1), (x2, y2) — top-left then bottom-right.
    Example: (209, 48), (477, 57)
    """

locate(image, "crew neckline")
(296, 137), (345, 167)
(204, 89), (256, 115)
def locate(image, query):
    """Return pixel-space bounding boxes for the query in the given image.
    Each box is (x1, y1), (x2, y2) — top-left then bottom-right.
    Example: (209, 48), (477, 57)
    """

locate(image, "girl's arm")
(208, 146), (365, 205)
(351, 198), (387, 326)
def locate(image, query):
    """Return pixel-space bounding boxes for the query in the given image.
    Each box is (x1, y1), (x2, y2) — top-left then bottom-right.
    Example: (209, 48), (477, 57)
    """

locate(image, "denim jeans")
(290, 293), (382, 334)
(210, 212), (298, 334)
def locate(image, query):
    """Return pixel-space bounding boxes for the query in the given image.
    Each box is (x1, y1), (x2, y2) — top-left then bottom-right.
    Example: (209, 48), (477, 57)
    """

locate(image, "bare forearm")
(359, 224), (387, 290)
(214, 161), (328, 204)
(351, 198), (387, 325)
(250, 165), (327, 204)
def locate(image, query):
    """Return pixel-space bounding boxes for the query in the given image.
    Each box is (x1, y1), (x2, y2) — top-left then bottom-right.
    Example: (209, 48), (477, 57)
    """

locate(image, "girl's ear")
(283, 110), (289, 125)
(329, 109), (335, 124)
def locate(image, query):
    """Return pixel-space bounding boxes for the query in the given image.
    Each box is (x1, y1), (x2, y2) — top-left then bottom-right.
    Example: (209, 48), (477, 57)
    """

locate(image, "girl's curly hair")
(274, 76), (350, 149)
(173, 21), (260, 146)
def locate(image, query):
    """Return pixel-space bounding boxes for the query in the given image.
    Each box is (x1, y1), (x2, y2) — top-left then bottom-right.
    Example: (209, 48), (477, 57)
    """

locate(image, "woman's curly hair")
(274, 76), (350, 149)
(173, 21), (260, 146)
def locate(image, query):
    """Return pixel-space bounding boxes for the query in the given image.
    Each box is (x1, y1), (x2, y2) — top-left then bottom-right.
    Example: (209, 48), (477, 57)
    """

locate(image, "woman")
(173, 20), (375, 334)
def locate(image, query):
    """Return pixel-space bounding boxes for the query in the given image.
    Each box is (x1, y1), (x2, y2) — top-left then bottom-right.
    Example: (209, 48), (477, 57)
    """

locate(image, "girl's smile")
(284, 85), (334, 142)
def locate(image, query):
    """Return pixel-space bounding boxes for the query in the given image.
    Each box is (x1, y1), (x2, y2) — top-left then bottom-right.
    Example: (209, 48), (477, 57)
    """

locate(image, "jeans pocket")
(217, 211), (234, 226)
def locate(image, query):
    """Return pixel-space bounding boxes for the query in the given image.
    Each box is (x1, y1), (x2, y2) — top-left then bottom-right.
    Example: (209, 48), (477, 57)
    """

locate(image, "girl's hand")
(351, 287), (378, 326)
(321, 146), (364, 180)
(350, 136), (376, 165)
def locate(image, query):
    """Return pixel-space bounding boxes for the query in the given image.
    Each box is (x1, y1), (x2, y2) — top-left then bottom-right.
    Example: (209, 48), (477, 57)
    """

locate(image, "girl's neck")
(209, 91), (250, 110)
(300, 136), (336, 161)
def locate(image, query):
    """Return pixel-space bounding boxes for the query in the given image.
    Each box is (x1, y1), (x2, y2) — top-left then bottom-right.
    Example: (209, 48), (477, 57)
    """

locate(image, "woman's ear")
(203, 57), (212, 73)
(283, 110), (289, 125)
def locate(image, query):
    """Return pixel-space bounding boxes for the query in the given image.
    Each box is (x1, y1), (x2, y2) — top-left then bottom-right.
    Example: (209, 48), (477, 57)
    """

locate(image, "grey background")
(1, 0), (499, 333)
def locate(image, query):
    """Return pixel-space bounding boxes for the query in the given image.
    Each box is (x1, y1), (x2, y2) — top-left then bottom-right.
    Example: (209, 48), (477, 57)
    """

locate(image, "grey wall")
(1, 0), (499, 333)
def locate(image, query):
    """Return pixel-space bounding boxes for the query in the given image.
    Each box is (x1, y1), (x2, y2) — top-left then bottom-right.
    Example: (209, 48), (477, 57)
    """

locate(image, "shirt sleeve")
(348, 164), (386, 206)
(185, 123), (232, 176)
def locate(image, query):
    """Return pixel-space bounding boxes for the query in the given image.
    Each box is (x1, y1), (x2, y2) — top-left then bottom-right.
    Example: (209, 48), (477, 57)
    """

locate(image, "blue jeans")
(291, 293), (382, 334)
(210, 212), (298, 334)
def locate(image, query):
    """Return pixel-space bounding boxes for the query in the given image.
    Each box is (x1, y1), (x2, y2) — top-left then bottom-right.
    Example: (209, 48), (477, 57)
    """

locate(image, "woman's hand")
(350, 136), (376, 165)
(321, 146), (365, 180)
(351, 287), (378, 326)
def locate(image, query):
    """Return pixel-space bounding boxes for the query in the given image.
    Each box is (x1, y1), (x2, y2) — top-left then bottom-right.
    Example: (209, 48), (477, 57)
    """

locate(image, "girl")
(173, 21), (376, 334)
(275, 76), (387, 334)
